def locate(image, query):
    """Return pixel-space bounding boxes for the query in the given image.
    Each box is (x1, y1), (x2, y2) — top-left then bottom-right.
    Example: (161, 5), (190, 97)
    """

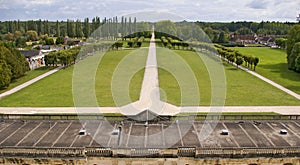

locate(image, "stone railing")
(0, 147), (299, 158)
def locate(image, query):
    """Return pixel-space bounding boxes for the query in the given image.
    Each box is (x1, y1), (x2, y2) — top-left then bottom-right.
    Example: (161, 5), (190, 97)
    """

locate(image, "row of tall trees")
(0, 42), (30, 88)
(0, 16), (138, 39)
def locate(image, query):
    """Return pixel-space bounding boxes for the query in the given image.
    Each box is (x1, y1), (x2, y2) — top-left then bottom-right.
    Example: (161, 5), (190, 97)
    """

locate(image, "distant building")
(64, 36), (81, 45)
(229, 33), (257, 44)
(20, 50), (44, 70)
(257, 35), (278, 47)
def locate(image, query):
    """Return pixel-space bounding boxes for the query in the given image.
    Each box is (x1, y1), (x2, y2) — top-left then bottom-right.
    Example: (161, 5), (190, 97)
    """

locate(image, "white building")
(20, 50), (45, 70)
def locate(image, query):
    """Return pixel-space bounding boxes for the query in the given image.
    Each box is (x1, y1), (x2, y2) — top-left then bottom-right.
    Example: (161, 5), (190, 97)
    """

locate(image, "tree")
(275, 38), (287, 48)
(218, 31), (228, 43)
(37, 19), (43, 35)
(83, 18), (90, 38)
(67, 19), (75, 37)
(75, 19), (84, 38)
(133, 17), (137, 34)
(56, 20), (60, 37)
(15, 37), (27, 47)
(204, 27), (214, 41)
(45, 38), (55, 45)
(114, 16), (118, 40)
(14, 31), (22, 39)
(44, 51), (58, 66)
(286, 25), (300, 70)
(235, 27), (252, 35)
(289, 42), (300, 70)
(44, 20), (50, 35)
(253, 57), (259, 71)
(294, 55), (300, 72)
(0, 54), (11, 88)
(128, 17), (132, 35)
(0, 43), (29, 85)
(236, 56), (244, 68)
(249, 56), (254, 69)
(26, 30), (39, 41)
(227, 53), (235, 63)
(113, 41), (123, 50)
(56, 36), (65, 45)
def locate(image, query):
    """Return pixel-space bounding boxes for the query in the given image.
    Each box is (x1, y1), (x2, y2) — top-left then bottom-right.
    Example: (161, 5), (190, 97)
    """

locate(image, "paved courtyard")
(0, 119), (299, 149)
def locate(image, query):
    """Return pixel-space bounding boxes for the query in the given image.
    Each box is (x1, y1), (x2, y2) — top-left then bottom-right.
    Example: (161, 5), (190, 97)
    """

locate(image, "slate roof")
(20, 50), (41, 58)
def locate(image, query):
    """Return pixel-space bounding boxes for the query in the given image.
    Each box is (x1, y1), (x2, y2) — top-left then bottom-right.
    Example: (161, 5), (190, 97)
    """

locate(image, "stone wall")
(0, 157), (299, 165)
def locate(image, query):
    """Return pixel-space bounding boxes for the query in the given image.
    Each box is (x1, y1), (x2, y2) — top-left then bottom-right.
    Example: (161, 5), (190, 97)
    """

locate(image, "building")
(20, 50), (44, 70)
(229, 34), (257, 44)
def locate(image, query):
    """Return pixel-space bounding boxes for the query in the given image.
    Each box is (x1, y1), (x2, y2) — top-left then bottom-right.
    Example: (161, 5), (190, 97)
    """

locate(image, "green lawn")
(232, 47), (300, 95)
(157, 48), (300, 106)
(0, 66), (55, 94)
(1, 46), (300, 107)
(0, 49), (147, 107)
(95, 48), (147, 106)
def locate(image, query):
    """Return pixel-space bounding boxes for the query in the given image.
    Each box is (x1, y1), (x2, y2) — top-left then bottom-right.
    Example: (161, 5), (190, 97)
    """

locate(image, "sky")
(0, 0), (299, 22)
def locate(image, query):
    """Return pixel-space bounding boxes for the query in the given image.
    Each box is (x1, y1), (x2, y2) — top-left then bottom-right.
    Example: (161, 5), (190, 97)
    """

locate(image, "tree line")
(195, 21), (296, 44)
(0, 16), (142, 47)
(0, 42), (30, 88)
(0, 17), (137, 37)
(154, 20), (296, 44)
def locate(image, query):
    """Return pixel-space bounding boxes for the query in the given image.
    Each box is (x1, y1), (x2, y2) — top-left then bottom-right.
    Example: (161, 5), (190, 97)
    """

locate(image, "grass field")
(1, 46), (300, 107)
(0, 66), (55, 94)
(0, 49), (147, 107)
(232, 47), (300, 95)
(157, 48), (300, 106)
(95, 48), (147, 106)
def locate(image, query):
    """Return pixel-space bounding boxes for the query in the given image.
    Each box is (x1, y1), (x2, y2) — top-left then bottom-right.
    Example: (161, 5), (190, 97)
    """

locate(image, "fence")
(0, 113), (299, 121)
(0, 147), (299, 158)
(196, 147), (300, 158)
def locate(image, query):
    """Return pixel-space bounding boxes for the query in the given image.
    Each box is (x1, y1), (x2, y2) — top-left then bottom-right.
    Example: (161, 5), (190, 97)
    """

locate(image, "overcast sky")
(0, 0), (299, 22)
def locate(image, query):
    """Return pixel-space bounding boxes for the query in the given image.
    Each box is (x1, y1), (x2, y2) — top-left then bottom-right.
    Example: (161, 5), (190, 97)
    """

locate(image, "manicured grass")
(232, 47), (300, 95)
(245, 44), (266, 47)
(95, 48), (147, 106)
(0, 66), (56, 94)
(0, 49), (147, 107)
(1, 47), (299, 107)
(157, 48), (211, 106)
(0, 66), (74, 106)
(157, 48), (300, 106)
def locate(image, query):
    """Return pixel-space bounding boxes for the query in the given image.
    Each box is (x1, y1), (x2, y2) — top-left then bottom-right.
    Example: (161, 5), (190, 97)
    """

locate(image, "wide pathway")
(0, 106), (299, 115)
(139, 32), (160, 105)
(119, 32), (179, 115)
(0, 66), (62, 99)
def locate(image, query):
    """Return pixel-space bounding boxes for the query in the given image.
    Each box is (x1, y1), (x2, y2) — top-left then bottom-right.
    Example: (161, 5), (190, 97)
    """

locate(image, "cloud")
(247, 0), (269, 9)
(0, 0), (298, 22)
